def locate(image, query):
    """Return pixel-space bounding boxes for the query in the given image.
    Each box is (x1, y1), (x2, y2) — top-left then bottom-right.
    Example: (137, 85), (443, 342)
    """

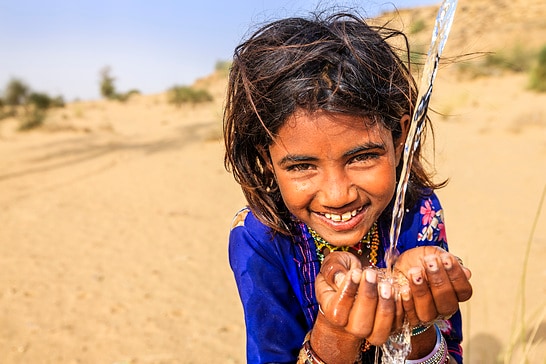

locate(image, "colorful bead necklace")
(308, 223), (380, 266)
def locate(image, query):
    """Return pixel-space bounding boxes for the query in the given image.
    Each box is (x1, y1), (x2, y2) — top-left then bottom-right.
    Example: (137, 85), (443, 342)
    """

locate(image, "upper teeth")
(324, 208), (361, 222)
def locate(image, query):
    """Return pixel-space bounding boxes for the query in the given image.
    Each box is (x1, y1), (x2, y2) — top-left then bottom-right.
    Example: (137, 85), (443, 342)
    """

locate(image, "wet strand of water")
(379, 1), (459, 363)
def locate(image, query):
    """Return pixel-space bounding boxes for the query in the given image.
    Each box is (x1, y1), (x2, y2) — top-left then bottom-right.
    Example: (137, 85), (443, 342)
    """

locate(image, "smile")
(323, 207), (363, 222)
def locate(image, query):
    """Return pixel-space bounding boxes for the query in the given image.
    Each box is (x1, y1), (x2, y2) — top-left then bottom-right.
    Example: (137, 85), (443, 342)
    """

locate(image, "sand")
(1, 3), (546, 363)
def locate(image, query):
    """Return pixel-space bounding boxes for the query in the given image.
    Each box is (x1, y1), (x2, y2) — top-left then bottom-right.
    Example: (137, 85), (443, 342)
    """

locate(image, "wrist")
(406, 324), (449, 364)
(306, 314), (362, 364)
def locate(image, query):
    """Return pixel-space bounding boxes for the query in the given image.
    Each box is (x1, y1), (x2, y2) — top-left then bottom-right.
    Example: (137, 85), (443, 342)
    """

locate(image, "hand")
(393, 246), (473, 326)
(314, 252), (402, 346)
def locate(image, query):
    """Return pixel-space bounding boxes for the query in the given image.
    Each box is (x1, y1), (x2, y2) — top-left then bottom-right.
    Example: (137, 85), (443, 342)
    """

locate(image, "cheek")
(277, 178), (314, 212)
(356, 164), (397, 201)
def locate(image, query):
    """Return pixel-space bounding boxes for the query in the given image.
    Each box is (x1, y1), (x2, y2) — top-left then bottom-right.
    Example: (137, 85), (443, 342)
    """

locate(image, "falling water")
(379, 0), (458, 363)
(386, 0), (458, 270)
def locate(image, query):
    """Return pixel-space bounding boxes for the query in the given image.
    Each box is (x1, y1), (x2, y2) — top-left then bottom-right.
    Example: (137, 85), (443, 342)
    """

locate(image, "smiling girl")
(224, 11), (472, 364)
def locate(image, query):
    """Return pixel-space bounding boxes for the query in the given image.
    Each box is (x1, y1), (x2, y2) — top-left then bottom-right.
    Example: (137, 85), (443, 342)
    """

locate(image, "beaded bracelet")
(411, 323), (433, 336)
(406, 324), (449, 364)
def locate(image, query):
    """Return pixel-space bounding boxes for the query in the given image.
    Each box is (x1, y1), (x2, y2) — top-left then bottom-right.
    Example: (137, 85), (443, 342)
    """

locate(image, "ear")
(394, 114), (411, 164)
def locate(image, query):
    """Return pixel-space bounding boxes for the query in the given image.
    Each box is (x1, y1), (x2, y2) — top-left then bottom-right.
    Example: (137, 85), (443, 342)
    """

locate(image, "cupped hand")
(393, 246), (473, 326)
(315, 252), (402, 346)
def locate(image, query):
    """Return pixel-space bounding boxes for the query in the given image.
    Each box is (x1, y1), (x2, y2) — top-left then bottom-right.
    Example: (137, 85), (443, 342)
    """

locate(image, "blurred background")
(0, 0), (545, 363)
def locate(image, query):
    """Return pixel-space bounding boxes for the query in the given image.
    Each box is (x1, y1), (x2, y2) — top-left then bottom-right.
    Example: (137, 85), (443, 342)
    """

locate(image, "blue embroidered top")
(228, 192), (463, 363)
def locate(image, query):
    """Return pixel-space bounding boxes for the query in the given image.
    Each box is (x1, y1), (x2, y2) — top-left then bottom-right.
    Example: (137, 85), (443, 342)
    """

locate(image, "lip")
(314, 205), (368, 232)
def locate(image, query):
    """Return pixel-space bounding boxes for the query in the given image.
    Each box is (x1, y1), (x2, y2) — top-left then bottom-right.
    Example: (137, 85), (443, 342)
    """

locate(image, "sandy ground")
(1, 71), (545, 364)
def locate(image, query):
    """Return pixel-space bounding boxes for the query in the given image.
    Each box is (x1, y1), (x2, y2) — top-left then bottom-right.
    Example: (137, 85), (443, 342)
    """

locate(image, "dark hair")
(224, 11), (443, 234)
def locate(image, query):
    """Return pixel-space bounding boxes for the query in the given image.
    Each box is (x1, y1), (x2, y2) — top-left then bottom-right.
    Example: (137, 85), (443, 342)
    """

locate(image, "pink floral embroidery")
(438, 222), (447, 242)
(436, 319), (453, 335)
(420, 199), (436, 225)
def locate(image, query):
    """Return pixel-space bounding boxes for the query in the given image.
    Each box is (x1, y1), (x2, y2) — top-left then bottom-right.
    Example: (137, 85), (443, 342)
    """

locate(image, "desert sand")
(1, 1), (545, 363)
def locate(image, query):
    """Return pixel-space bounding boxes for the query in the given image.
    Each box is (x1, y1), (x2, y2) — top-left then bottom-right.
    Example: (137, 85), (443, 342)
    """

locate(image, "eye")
(286, 163), (315, 172)
(350, 153), (379, 163)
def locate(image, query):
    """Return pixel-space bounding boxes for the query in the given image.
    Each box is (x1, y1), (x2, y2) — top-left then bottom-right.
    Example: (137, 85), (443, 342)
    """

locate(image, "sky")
(0, 0), (441, 101)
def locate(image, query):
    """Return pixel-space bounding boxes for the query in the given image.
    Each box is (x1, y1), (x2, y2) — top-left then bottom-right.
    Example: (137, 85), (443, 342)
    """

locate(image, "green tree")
(28, 92), (52, 110)
(4, 78), (29, 106)
(99, 66), (117, 99)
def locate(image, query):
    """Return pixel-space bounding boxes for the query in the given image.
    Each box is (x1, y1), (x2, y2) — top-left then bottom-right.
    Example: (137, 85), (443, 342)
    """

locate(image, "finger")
(399, 284), (420, 327)
(325, 269), (362, 326)
(322, 252), (361, 288)
(366, 280), (396, 346)
(423, 255), (459, 317)
(440, 253), (473, 302)
(393, 286), (405, 333)
(345, 268), (378, 337)
(408, 266), (437, 323)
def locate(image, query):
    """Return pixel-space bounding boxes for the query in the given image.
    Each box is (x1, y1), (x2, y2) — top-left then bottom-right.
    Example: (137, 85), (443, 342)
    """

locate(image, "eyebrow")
(277, 142), (386, 167)
(343, 142), (386, 158)
(277, 154), (318, 167)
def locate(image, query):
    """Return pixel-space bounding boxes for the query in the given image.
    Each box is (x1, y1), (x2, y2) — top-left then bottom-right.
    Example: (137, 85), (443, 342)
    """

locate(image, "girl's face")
(268, 110), (407, 247)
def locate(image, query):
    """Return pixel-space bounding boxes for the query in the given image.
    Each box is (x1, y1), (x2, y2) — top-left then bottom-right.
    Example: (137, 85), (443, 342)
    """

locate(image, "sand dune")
(1, 1), (545, 363)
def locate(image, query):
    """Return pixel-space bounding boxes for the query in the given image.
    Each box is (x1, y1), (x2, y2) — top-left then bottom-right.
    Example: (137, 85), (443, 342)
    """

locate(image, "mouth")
(322, 207), (363, 223)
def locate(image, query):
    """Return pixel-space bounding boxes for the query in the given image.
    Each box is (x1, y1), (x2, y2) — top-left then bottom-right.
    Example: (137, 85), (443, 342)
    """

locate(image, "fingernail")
(365, 268), (377, 284)
(409, 268), (424, 285)
(440, 253), (452, 269)
(400, 284), (411, 301)
(351, 269), (362, 284)
(379, 282), (392, 299)
(334, 272), (345, 287)
(424, 255), (439, 272)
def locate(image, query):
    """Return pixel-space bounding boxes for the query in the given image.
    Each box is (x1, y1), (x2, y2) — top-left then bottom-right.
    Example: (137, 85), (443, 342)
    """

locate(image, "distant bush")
(484, 45), (533, 73)
(4, 78), (29, 106)
(168, 85), (213, 107)
(529, 45), (546, 92)
(28, 92), (53, 110)
(215, 60), (232, 76)
(456, 45), (535, 79)
(0, 78), (65, 130)
(99, 66), (117, 100)
(19, 109), (47, 131)
(410, 19), (426, 35)
(99, 66), (140, 102)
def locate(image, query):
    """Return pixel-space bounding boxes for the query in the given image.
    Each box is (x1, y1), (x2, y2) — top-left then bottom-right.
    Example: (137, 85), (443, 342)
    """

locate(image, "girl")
(224, 11), (472, 364)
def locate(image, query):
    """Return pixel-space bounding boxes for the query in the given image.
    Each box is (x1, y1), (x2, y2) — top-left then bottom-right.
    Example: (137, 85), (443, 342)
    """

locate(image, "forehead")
(272, 110), (391, 150)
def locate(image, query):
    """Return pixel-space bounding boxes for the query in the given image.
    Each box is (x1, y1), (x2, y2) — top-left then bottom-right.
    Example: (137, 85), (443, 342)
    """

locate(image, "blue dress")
(228, 192), (464, 363)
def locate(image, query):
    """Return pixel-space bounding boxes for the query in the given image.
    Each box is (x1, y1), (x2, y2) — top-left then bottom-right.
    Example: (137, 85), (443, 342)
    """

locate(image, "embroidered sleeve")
(416, 196), (448, 250)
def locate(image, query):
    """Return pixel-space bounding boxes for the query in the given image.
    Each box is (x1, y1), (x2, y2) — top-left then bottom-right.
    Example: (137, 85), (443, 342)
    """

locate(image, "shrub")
(4, 78), (29, 106)
(99, 66), (117, 99)
(99, 67), (140, 102)
(18, 109), (47, 131)
(28, 92), (53, 110)
(51, 95), (65, 108)
(168, 85), (213, 107)
(114, 89), (140, 102)
(410, 19), (426, 35)
(529, 45), (546, 92)
(215, 60), (232, 76)
(484, 44), (533, 73)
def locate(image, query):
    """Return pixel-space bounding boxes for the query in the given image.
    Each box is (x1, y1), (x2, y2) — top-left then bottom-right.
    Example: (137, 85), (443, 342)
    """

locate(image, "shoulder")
(228, 207), (294, 269)
(397, 191), (448, 251)
(229, 207), (273, 244)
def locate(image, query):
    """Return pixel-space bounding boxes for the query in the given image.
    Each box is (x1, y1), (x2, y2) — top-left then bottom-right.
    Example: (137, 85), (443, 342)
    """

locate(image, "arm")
(229, 211), (308, 363)
(307, 252), (400, 364)
(394, 193), (473, 363)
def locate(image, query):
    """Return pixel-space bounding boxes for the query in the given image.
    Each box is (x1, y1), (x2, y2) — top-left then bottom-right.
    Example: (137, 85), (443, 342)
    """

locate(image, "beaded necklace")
(308, 223), (380, 266)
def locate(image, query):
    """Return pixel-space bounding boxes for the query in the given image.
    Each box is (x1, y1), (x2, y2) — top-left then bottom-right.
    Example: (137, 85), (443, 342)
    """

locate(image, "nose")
(318, 167), (358, 208)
